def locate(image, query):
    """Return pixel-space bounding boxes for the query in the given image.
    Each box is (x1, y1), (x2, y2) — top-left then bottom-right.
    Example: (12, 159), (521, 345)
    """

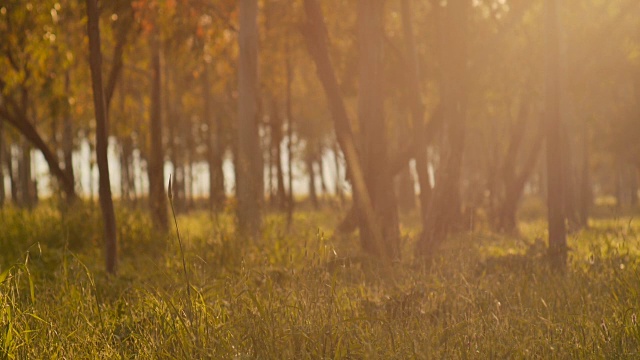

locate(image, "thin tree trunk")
(120, 138), (133, 203)
(86, 0), (118, 274)
(317, 152), (328, 198)
(237, 0), (262, 236)
(544, 0), (567, 268)
(270, 99), (287, 210)
(307, 155), (318, 209)
(18, 140), (33, 208)
(148, 29), (168, 232)
(63, 70), (75, 197)
(399, 0), (431, 220)
(285, 37), (296, 223)
(8, 145), (18, 203)
(578, 116), (591, 227)
(0, 117), (5, 207)
(332, 140), (344, 204)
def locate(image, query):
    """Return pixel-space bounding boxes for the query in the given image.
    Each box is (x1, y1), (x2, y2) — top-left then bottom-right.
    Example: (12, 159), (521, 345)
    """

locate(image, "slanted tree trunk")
(148, 29), (168, 232)
(237, 0), (263, 236)
(544, 0), (568, 269)
(0, 101), (76, 203)
(496, 125), (544, 233)
(302, 0), (389, 262)
(86, 0), (118, 274)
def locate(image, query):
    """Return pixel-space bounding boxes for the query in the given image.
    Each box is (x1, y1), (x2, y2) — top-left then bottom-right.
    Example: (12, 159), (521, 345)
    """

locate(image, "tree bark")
(86, 0), (118, 274)
(148, 30), (168, 232)
(302, 0), (389, 262)
(237, 0), (263, 236)
(544, 0), (568, 269)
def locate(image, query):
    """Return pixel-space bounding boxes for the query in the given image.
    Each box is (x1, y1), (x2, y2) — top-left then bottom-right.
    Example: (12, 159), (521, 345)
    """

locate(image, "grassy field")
(1, 204), (640, 359)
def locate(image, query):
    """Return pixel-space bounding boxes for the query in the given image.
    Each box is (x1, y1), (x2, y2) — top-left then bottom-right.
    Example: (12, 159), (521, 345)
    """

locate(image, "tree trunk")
(302, 0), (389, 262)
(270, 99), (287, 209)
(86, 0), (118, 274)
(307, 155), (318, 209)
(8, 145), (18, 203)
(62, 71), (75, 199)
(0, 117), (5, 207)
(332, 140), (345, 204)
(237, 0), (263, 236)
(0, 104), (76, 202)
(496, 126), (544, 233)
(148, 30), (168, 232)
(120, 137), (133, 204)
(357, 0), (400, 259)
(203, 64), (225, 213)
(18, 140), (34, 208)
(396, 165), (416, 212)
(544, 0), (568, 269)
(285, 38), (296, 223)
(577, 116), (591, 227)
(417, 0), (469, 259)
(400, 0), (426, 216)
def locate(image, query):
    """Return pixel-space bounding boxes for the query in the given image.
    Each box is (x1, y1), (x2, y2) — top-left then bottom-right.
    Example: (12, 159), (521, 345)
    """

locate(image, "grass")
(1, 204), (640, 358)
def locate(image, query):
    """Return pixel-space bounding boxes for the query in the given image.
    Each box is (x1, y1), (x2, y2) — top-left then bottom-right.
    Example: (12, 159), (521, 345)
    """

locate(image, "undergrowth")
(1, 204), (640, 358)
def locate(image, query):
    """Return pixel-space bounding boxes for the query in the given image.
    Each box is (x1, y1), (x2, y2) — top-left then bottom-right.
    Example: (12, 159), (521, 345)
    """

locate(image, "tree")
(86, 0), (117, 274)
(416, 0), (469, 259)
(148, 26), (168, 232)
(0, 112), (4, 206)
(202, 64), (225, 213)
(357, 0), (400, 258)
(544, 0), (568, 268)
(302, 0), (389, 262)
(236, 0), (262, 236)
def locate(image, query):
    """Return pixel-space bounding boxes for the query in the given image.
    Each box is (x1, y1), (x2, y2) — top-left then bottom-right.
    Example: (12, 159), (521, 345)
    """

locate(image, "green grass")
(1, 204), (640, 358)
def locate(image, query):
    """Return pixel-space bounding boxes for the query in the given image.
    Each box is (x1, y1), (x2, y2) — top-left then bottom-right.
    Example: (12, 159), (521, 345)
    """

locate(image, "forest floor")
(1, 202), (640, 359)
